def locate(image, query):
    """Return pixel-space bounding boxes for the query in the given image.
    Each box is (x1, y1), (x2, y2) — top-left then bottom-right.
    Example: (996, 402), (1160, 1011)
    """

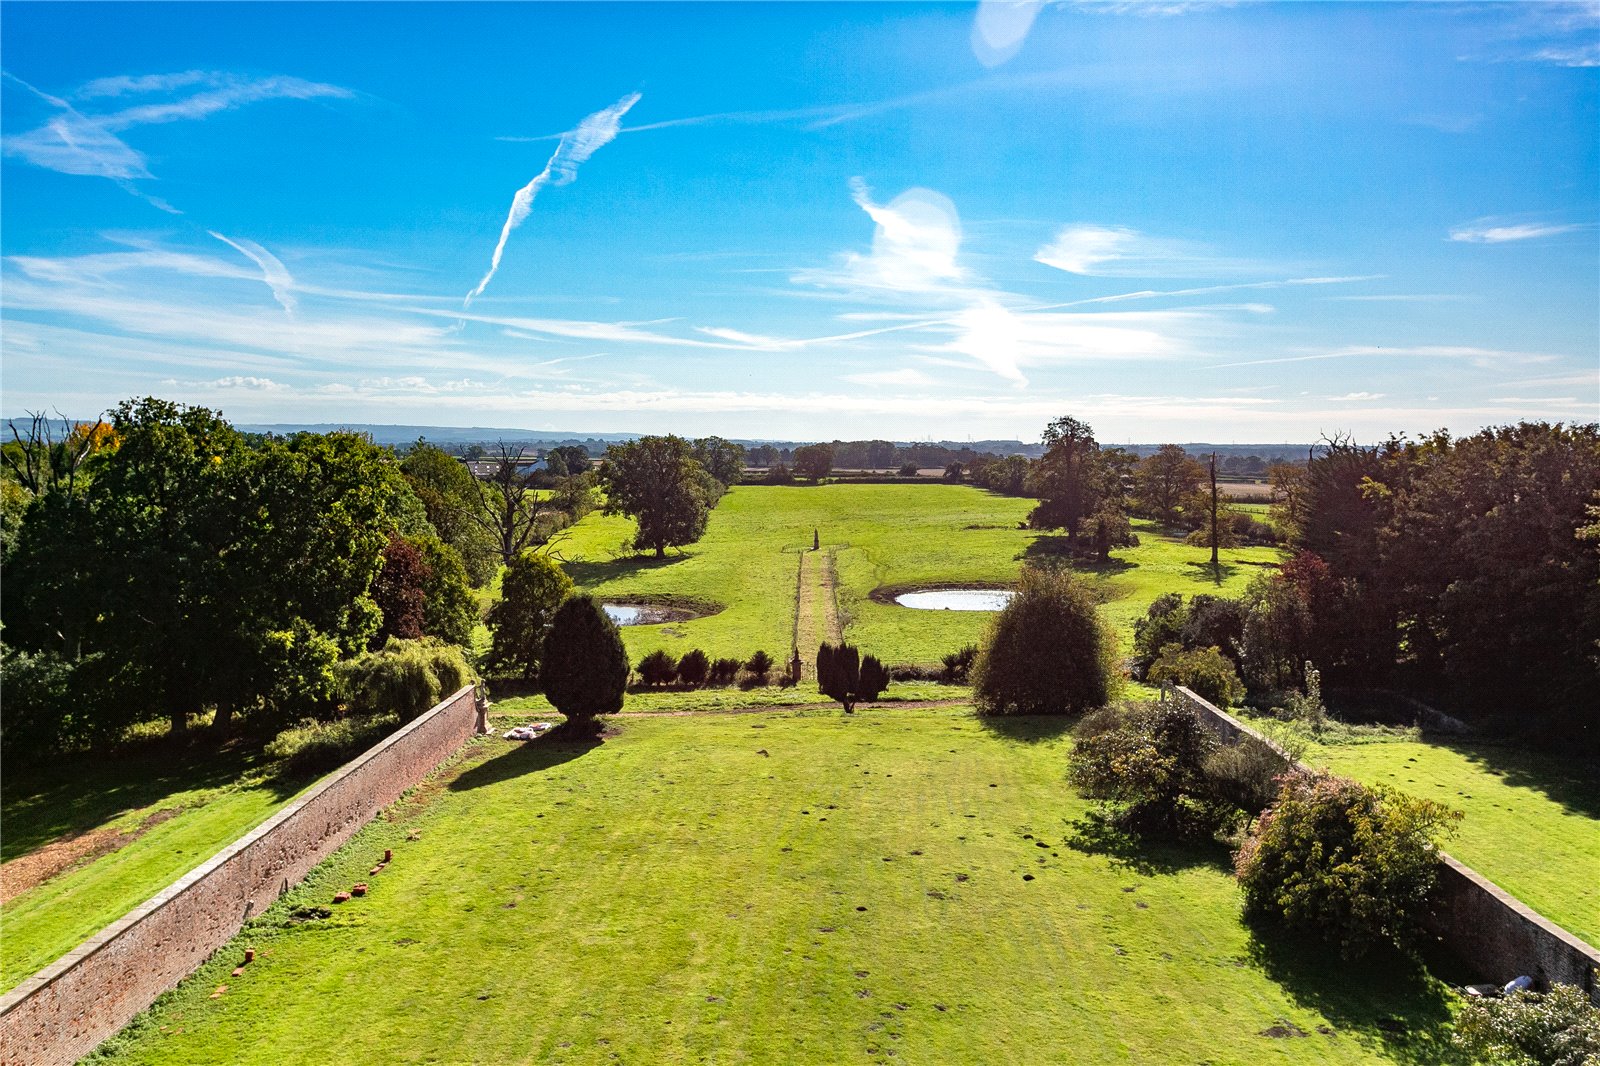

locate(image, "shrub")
(745, 650), (774, 679)
(336, 638), (473, 722)
(540, 594), (628, 728)
(890, 663), (942, 682)
(708, 657), (742, 686)
(898, 462), (919, 477)
(676, 648), (709, 688)
(972, 568), (1121, 716)
(1203, 736), (1293, 816)
(485, 550), (573, 680)
(1130, 593), (1187, 680)
(1067, 700), (1224, 835)
(0, 645), (98, 760)
(264, 713), (399, 775)
(1234, 768), (1460, 957)
(1452, 984), (1600, 1066)
(1179, 595), (1247, 667)
(1278, 660), (1329, 732)
(940, 645), (977, 684)
(1148, 644), (1246, 706)
(636, 649), (678, 687)
(859, 655), (890, 702)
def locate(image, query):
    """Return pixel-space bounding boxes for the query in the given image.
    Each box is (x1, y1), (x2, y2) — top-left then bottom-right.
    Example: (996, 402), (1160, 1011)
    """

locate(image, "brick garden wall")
(0, 685), (479, 1066)
(1165, 685), (1600, 1005)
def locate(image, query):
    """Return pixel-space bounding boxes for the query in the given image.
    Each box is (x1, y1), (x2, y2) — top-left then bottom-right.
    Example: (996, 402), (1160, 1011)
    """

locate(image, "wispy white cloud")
(1331, 391), (1385, 401)
(208, 232), (297, 316)
(972, 1), (1045, 68)
(1034, 224), (1259, 277)
(2, 70), (350, 210)
(1530, 43), (1600, 67)
(1206, 345), (1559, 370)
(465, 92), (641, 306)
(1449, 219), (1587, 243)
(844, 368), (939, 387)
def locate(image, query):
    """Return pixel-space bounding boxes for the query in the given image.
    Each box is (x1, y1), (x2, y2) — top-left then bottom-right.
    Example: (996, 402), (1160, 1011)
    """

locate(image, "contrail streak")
(465, 92), (640, 307)
(209, 231), (297, 316)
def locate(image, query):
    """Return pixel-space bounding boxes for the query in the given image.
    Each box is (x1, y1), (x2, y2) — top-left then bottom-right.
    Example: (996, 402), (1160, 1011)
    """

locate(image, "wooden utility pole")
(1209, 452), (1220, 567)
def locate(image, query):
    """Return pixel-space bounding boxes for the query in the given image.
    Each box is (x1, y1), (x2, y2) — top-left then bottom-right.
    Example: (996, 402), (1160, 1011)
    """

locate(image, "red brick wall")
(0, 685), (479, 1066)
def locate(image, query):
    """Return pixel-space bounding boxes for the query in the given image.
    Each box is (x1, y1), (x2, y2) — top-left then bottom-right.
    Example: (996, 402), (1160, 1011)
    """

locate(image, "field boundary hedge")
(1166, 684), (1600, 1004)
(0, 685), (479, 1065)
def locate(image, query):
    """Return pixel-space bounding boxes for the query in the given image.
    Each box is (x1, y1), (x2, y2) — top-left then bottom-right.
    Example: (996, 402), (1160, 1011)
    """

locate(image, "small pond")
(603, 603), (684, 626)
(894, 589), (1014, 611)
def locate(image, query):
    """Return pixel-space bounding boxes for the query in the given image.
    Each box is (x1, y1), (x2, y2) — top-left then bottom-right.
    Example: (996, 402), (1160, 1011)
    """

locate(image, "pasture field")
(93, 706), (1459, 1066)
(556, 484), (1281, 666)
(0, 741), (322, 990)
(1273, 727), (1600, 946)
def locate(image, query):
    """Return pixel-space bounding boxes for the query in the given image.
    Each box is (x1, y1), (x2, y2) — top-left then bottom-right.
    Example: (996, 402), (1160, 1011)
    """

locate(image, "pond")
(894, 589), (1014, 611)
(604, 604), (665, 626)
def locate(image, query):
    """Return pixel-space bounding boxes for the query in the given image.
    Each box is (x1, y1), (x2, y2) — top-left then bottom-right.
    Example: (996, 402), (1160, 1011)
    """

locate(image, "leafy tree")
(692, 436), (746, 487)
(486, 550), (573, 680)
(540, 594), (629, 730)
(1131, 594), (1188, 680)
(412, 535), (478, 648)
(1452, 984), (1600, 1066)
(336, 638), (472, 722)
(1239, 571), (1314, 698)
(1134, 445), (1206, 524)
(1088, 503), (1136, 561)
(1179, 594), (1248, 668)
(400, 441), (498, 584)
(544, 445), (590, 477)
(1147, 644), (1245, 707)
(1068, 700), (1223, 835)
(1234, 768), (1459, 958)
(972, 567), (1121, 715)
(601, 435), (723, 557)
(1027, 416), (1113, 545)
(897, 461), (919, 477)
(371, 535), (428, 644)
(793, 443), (834, 481)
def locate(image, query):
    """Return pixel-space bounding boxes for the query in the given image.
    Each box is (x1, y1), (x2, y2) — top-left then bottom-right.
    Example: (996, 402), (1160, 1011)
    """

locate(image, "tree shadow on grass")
(1444, 739), (1600, 821)
(1015, 537), (1136, 578)
(1243, 918), (1470, 1066)
(447, 734), (600, 792)
(973, 713), (1075, 744)
(561, 550), (691, 588)
(1185, 560), (1240, 586)
(1061, 810), (1234, 878)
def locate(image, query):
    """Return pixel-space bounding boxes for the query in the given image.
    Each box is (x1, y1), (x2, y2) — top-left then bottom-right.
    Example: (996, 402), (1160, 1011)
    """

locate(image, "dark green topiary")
(858, 654), (890, 702)
(816, 641), (861, 712)
(636, 649), (678, 687)
(540, 594), (628, 727)
(677, 648), (709, 688)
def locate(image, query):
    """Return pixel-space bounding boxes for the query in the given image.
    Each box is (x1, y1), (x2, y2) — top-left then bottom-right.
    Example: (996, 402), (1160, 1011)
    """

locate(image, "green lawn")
(93, 706), (1459, 1065)
(1, 741), (324, 991)
(554, 484), (1281, 666)
(1274, 727), (1600, 946)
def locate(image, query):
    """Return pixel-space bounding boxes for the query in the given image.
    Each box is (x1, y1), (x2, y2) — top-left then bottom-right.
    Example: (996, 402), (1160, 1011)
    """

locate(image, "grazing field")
(93, 707), (1458, 1065)
(1277, 728), (1600, 946)
(555, 484), (1281, 665)
(1, 741), (322, 990)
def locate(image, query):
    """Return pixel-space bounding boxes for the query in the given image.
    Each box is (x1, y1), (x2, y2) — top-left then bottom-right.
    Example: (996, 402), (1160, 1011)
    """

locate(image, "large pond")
(894, 589), (1014, 611)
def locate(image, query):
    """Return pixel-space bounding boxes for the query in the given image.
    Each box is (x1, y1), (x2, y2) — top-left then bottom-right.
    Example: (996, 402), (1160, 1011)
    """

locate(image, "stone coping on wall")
(0, 684), (478, 1064)
(1165, 684), (1600, 1005)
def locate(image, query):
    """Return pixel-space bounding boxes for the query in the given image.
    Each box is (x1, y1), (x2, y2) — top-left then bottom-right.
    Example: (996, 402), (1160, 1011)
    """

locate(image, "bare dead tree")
(463, 441), (550, 565)
(3, 409), (108, 506)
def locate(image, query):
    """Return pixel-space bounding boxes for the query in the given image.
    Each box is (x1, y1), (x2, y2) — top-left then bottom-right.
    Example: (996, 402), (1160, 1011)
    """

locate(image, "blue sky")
(2, 1), (1596, 442)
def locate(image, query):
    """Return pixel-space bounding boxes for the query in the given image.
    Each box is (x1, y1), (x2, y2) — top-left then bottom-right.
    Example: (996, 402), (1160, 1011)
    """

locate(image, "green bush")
(1148, 644), (1246, 707)
(745, 650), (773, 679)
(264, 713), (399, 775)
(540, 594), (628, 728)
(940, 645), (977, 684)
(1067, 700), (1224, 835)
(0, 645), (95, 760)
(1234, 768), (1460, 958)
(335, 638), (473, 722)
(1130, 593), (1187, 680)
(816, 641), (861, 712)
(1203, 736), (1293, 816)
(637, 649), (678, 687)
(676, 649), (710, 688)
(858, 655), (890, 702)
(1452, 984), (1600, 1066)
(973, 568), (1122, 716)
(709, 657), (742, 686)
